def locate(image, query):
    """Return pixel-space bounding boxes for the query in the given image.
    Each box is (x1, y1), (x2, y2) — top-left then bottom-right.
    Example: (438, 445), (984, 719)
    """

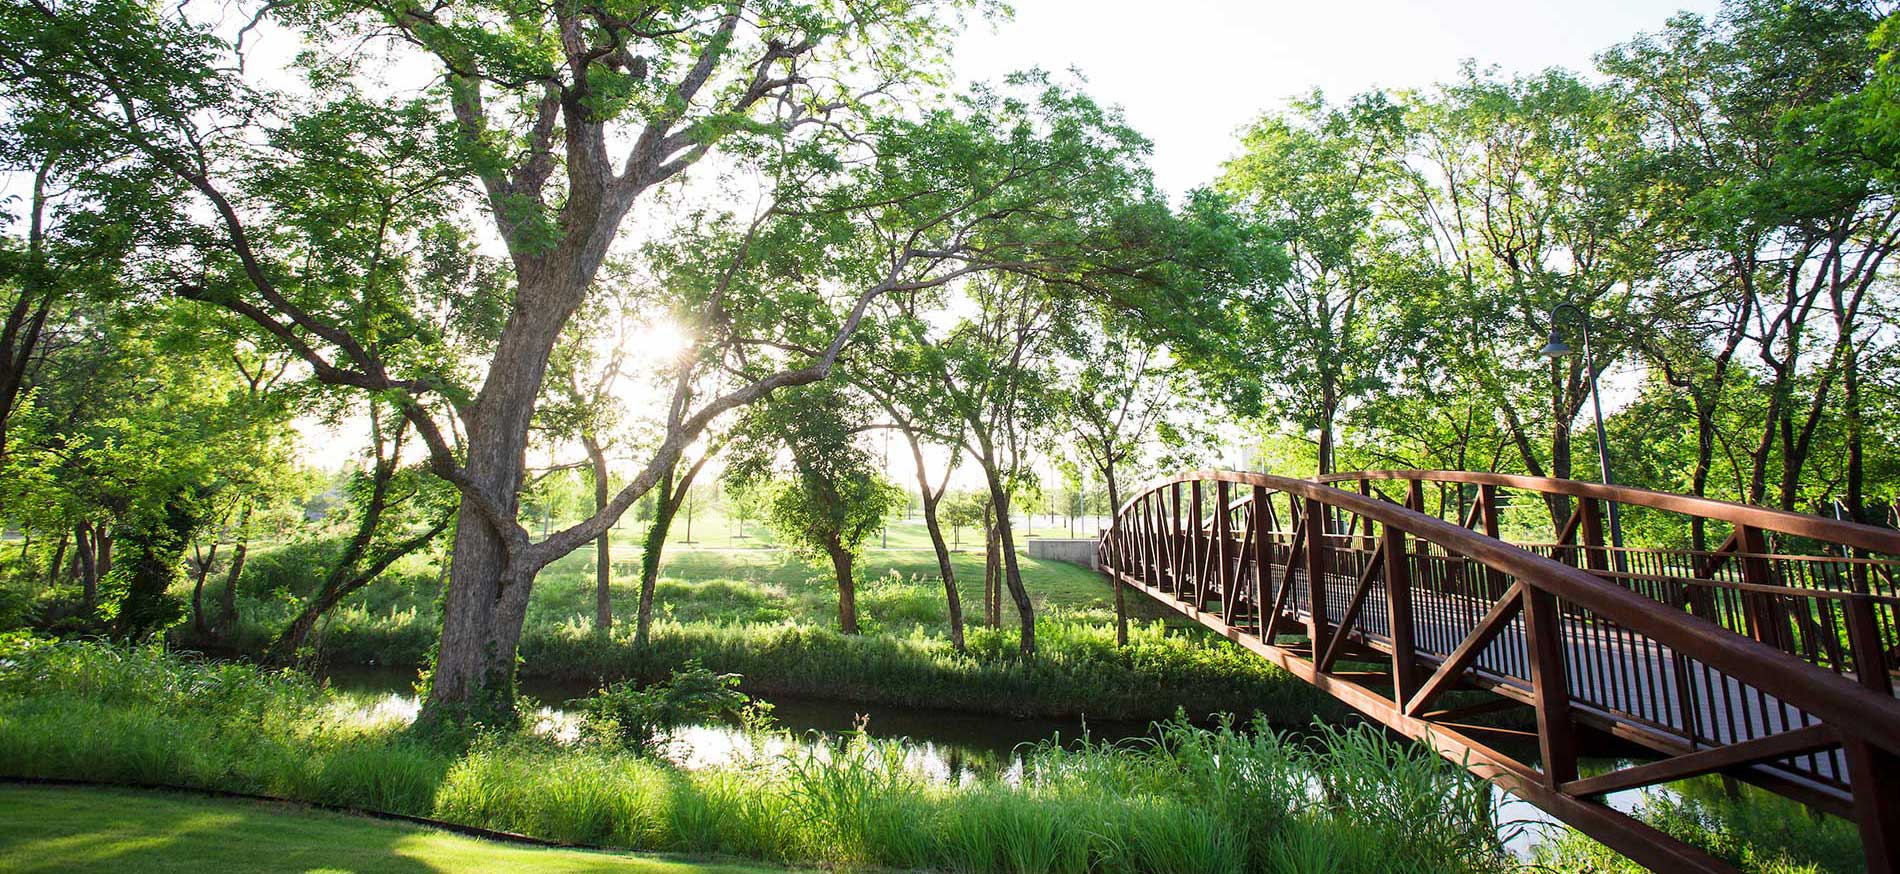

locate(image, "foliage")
(576, 660), (760, 756)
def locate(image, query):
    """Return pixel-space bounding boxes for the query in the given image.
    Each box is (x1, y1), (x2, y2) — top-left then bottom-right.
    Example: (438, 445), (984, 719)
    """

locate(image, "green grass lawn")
(126, 512), (1326, 722)
(0, 785), (795, 874)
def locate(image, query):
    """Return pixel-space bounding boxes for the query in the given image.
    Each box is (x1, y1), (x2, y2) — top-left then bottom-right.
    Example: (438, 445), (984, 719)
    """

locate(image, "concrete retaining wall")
(1025, 537), (1101, 570)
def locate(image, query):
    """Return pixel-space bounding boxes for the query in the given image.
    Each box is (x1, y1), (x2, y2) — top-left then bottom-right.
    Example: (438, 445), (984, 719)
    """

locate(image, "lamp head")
(1539, 328), (1572, 359)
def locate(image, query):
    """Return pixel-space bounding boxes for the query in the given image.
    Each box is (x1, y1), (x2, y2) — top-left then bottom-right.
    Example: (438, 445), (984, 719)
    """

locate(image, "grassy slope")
(0, 785), (793, 874)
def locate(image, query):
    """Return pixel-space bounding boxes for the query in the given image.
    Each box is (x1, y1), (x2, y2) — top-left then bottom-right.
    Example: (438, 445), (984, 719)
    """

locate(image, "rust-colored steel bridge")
(1095, 469), (1900, 874)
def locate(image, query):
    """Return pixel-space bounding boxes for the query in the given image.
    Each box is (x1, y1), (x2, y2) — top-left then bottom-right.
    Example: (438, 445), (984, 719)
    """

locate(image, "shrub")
(574, 659), (761, 755)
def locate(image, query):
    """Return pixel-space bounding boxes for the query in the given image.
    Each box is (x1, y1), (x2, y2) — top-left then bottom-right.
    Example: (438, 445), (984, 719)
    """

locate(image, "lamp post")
(1539, 302), (1626, 570)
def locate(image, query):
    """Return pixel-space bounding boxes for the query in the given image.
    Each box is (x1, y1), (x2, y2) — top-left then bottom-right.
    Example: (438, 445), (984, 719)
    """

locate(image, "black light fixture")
(1542, 302), (1626, 571)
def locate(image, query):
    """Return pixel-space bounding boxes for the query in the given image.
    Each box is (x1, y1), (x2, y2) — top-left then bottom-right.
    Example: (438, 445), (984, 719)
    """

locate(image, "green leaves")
(725, 382), (899, 570)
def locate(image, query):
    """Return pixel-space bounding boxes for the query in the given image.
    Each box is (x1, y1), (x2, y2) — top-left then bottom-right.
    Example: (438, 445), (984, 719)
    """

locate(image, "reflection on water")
(322, 666), (1151, 784)
(320, 667), (1841, 865)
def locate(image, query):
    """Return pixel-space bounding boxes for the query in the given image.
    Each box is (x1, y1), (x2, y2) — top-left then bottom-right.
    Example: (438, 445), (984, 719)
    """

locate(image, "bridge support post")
(1844, 594), (1900, 874)
(1523, 587), (1579, 786)
(1382, 523), (1419, 704)
(1252, 485), (1271, 632)
(1190, 482), (1205, 608)
(1304, 496), (1331, 662)
(1168, 483), (1183, 594)
(1845, 737), (1900, 874)
(1215, 480), (1232, 616)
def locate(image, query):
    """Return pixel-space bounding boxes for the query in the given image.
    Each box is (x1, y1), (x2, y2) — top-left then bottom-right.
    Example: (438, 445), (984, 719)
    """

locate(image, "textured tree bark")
(1105, 470), (1126, 647)
(73, 524), (95, 613)
(45, 531), (66, 587)
(423, 287), (578, 724)
(1845, 342), (1867, 525)
(982, 501), (999, 627)
(904, 430), (964, 650)
(981, 471), (1036, 654)
(93, 524), (111, 582)
(920, 494), (965, 650)
(827, 541), (859, 634)
(635, 456), (709, 648)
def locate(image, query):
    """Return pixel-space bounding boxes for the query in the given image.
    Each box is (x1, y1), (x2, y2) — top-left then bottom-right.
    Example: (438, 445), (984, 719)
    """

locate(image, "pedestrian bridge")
(1096, 470), (1900, 874)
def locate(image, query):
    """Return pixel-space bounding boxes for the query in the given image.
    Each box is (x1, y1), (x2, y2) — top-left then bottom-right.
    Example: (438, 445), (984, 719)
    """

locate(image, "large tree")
(1, 0), (1168, 721)
(1399, 67), (1663, 525)
(1217, 93), (1415, 475)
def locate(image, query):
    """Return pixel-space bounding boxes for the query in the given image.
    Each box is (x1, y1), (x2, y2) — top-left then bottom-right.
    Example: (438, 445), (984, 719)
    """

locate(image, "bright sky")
(953, 0), (1723, 199)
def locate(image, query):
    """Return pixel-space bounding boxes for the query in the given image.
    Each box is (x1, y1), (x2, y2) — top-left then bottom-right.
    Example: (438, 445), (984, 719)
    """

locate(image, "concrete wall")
(1025, 537), (1101, 570)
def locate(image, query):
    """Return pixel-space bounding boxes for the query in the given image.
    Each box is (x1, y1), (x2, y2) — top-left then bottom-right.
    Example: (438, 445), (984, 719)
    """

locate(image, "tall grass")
(0, 637), (1508, 873)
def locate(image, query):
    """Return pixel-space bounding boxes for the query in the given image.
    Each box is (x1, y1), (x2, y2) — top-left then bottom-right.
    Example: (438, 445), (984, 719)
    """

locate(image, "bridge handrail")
(1108, 469), (1900, 756)
(1316, 469), (1900, 557)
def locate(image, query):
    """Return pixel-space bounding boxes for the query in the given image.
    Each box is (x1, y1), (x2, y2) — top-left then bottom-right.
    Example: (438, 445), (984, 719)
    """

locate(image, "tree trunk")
(421, 270), (597, 726)
(635, 470), (676, 648)
(1105, 469), (1126, 647)
(190, 542), (218, 638)
(920, 493), (965, 650)
(906, 431), (964, 650)
(1316, 380), (1337, 477)
(1545, 406), (1574, 532)
(221, 502), (251, 632)
(827, 542), (859, 634)
(635, 458), (706, 648)
(1689, 392), (1717, 552)
(585, 437), (612, 631)
(1844, 340), (1868, 526)
(982, 501), (1000, 627)
(981, 469), (1036, 654)
(424, 482), (530, 724)
(45, 531), (67, 587)
(94, 523), (112, 581)
(74, 523), (95, 614)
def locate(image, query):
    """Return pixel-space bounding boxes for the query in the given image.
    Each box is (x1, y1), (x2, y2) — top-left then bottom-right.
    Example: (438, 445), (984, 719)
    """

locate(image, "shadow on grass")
(0, 784), (784, 874)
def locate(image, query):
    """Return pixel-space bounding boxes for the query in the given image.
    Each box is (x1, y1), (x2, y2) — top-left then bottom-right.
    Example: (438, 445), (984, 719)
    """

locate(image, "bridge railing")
(1098, 470), (1900, 874)
(1316, 471), (1900, 696)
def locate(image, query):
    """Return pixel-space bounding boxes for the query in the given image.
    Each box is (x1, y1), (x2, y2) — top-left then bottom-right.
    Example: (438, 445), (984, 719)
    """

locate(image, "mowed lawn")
(0, 785), (797, 874)
(520, 515), (1174, 634)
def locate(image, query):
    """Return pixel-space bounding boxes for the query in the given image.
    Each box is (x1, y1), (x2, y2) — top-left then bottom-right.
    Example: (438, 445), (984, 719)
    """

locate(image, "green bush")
(574, 659), (759, 755)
